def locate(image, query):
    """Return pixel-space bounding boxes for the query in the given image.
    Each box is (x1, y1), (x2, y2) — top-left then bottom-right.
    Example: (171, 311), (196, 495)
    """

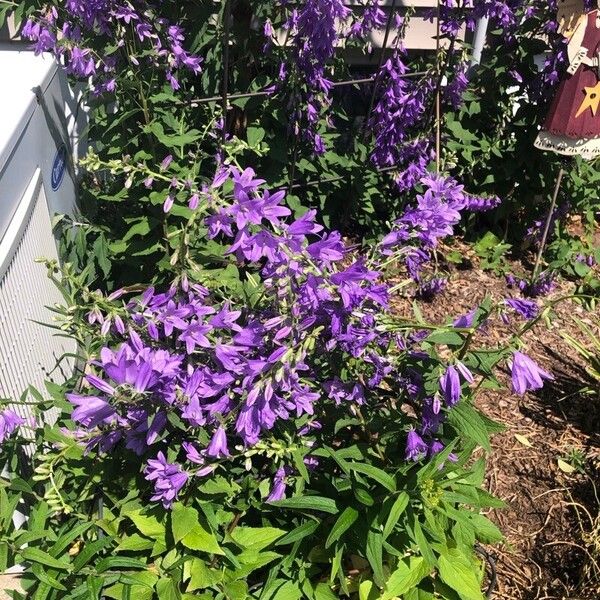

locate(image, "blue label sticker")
(51, 144), (67, 191)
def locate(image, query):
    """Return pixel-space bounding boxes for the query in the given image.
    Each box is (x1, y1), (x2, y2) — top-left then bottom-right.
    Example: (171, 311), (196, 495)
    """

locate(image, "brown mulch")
(389, 243), (600, 600)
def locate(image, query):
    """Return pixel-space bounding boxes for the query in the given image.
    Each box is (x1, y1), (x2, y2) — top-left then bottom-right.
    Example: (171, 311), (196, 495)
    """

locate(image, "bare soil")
(390, 242), (600, 600)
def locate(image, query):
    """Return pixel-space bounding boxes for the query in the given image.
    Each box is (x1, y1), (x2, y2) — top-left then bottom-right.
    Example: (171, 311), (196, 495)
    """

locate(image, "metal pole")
(221, 0), (232, 144)
(532, 167), (565, 281)
(470, 15), (489, 68)
(435, 0), (441, 173)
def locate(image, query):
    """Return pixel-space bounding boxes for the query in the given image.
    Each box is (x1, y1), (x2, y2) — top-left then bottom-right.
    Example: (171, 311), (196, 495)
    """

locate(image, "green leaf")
(126, 510), (166, 543)
(426, 331), (465, 346)
(383, 493), (409, 539)
(185, 558), (222, 592)
(50, 522), (94, 558)
(274, 520), (319, 546)
(438, 549), (485, 600)
(354, 487), (374, 507)
(229, 527), (285, 551)
(223, 580), (248, 600)
(95, 557), (147, 573)
(412, 519), (436, 567)
(447, 401), (492, 452)
(156, 578), (181, 600)
(170, 505), (223, 555)
(72, 537), (113, 572)
(291, 449), (310, 483)
(93, 235), (111, 278)
(270, 496), (338, 514)
(382, 557), (429, 600)
(469, 513), (503, 544)
(21, 548), (71, 571)
(182, 528), (223, 555)
(171, 503), (199, 544)
(271, 581), (302, 600)
(348, 463), (396, 492)
(325, 507), (359, 548)
(116, 534), (154, 552)
(366, 528), (384, 587)
(86, 575), (104, 600)
(31, 564), (68, 591)
(247, 127), (265, 146)
(358, 580), (377, 600)
(121, 217), (151, 243)
(313, 583), (337, 600)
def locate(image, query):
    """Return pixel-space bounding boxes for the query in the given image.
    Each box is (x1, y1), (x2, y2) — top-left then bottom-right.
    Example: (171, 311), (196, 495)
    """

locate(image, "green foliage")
(0, 386), (504, 599)
(2, 3), (571, 599)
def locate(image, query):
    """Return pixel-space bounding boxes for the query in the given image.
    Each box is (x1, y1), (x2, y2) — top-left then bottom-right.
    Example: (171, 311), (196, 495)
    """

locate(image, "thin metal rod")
(435, 0), (441, 172)
(288, 165), (397, 191)
(364, 0), (398, 129)
(221, 0), (232, 144)
(172, 72), (428, 107)
(532, 167), (565, 281)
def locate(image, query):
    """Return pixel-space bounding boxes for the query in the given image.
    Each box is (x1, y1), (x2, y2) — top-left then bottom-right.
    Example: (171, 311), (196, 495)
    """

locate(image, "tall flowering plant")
(0, 164), (553, 599)
(0, 1), (572, 598)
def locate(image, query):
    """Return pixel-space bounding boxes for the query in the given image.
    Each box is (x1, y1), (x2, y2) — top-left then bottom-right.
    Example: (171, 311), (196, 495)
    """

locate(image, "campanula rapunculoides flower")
(0, 409), (25, 443)
(453, 308), (477, 329)
(505, 298), (539, 320)
(145, 452), (189, 508)
(456, 361), (474, 384)
(267, 466), (293, 502)
(440, 365), (461, 406)
(66, 164), (509, 508)
(510, 351), (553, 395)
(405, 430), (428, 462)
(206, 426), (230, 458)
(67, 394), (116, 428)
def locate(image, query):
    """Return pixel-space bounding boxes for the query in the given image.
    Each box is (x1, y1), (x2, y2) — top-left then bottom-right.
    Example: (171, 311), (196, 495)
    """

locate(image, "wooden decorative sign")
(557, 0), (585, 37)
(535, 0), (600, 159)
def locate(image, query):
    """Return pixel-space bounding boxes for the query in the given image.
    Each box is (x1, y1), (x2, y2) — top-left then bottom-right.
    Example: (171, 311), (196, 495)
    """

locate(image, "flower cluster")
(435, 0), (521, 39)
(63, 164), (521, 508)
(63, 166), (391, 506)
(282, 0), (384, 152)
(369, 52), (434, 183)
(380, 174), (500, 296)
(504, 297), (540, 320)
(22, 1), (201, 93)
(506, 271), (556, 297)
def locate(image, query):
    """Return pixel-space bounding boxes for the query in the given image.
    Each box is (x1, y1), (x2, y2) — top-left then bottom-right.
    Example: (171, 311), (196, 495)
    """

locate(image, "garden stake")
(532, 166), (565, 282)
(221, 0), (232, 144)
(435, 0), (441, 173)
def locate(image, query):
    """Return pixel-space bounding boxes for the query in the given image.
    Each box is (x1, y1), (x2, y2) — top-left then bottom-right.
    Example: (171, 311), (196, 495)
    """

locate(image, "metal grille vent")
(0, 169), (76, 422)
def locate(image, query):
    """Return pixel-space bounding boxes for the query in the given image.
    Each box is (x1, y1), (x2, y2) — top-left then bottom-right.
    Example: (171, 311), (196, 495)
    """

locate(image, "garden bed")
(390, 245), (600, 600)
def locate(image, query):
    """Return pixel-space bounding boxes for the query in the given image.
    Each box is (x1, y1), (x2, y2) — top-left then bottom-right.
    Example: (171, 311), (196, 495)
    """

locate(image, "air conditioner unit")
(0, 44), (86, 416)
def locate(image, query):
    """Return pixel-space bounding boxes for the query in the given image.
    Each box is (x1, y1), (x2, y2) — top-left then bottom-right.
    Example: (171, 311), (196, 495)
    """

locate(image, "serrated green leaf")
(348, 463), (396, 492)
(270, 496), (338, 514)
(382, 557), (429, 600)
(21, 548), (71, 571)
(438, 549), (485, 600)
(230, 527), (285, 551)
(325, 507), (359, 549)
(383, 492), (409, 540)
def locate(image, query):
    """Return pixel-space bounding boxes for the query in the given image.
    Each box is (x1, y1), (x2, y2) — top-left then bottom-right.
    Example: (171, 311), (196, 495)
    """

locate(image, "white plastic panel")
(0, 169), (76, 420)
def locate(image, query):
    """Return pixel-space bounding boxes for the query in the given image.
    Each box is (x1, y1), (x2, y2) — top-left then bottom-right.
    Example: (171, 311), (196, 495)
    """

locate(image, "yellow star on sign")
(575, 81), (600, 118)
